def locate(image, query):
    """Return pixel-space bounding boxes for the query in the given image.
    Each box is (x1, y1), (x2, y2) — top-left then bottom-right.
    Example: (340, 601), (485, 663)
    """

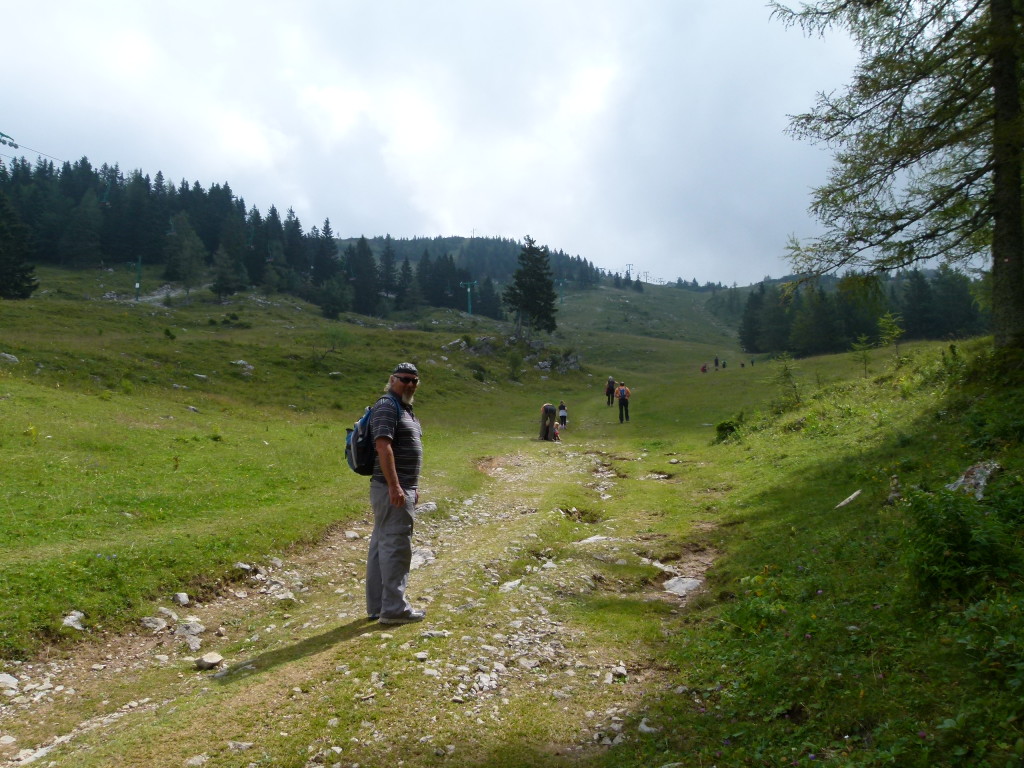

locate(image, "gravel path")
(0, 447), (712, 767)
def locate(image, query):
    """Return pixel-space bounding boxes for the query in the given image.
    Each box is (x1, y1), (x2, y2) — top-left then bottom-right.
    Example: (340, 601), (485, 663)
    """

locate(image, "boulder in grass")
(195, 652), (223, 670)
(140, 617), (168, 633)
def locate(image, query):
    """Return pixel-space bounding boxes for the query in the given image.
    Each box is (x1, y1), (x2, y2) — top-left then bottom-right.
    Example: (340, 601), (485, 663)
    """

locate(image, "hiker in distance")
(540, 402), (558, 441)
(366, 362), (426, 625)
(558, 400), (568, 429)
(605, 376), (616, 406)
(616, 381), (631, 424)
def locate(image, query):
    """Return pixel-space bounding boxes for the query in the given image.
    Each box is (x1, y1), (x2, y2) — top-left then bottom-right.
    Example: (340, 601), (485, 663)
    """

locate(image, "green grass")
(2, 268), (1023, 766)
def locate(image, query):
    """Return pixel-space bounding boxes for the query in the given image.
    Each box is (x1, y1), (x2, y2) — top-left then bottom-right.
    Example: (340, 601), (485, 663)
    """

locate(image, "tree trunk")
(989, 0), (1024, 347)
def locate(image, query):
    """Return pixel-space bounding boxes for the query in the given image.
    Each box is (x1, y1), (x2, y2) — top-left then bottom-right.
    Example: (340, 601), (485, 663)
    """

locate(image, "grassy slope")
(2, 267), (1023, 766)
(1, 269), (732, 653)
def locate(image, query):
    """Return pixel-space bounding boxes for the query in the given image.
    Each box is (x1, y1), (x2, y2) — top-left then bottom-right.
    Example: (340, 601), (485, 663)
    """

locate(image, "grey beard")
(388, 385), (414, 406)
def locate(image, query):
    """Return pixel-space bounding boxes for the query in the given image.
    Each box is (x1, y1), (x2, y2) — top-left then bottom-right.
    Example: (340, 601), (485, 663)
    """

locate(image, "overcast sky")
(3, 1), (858, 286)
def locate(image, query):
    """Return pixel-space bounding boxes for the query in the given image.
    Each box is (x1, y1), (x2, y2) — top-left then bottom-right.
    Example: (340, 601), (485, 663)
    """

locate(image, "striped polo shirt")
(370, 394), (422, 489)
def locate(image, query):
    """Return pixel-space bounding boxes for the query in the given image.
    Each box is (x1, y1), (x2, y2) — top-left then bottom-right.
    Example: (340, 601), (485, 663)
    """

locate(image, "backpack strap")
(372, 393), (404, 434)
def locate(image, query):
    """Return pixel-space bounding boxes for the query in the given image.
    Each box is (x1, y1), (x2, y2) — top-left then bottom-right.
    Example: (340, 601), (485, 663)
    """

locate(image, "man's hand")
(389, 484), (406, 507)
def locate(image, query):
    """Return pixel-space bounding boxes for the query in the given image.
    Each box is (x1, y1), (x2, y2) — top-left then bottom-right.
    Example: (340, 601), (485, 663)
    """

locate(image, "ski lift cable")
(12, 143), (66, 164)
(0, 132), (66, 164)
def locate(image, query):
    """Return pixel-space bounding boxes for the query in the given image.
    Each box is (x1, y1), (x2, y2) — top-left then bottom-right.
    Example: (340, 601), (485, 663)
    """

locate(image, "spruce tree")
(311, 219), (339, 286)
(477, 277), (504, 320)
(210, 245), (249, 300)
(503, 235), (557, 335)
(349, 236), (379, 316)
(164, 212), (207, 303)
(0, 192), (38, 299)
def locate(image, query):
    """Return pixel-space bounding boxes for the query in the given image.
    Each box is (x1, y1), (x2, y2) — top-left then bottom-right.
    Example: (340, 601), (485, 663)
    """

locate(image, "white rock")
(195, 653), (224, 671)
(638, 718), (660, 733)
(0, 674), (18, 690)
(172, 592), (190, 606)
(663, 577), (702, 597)
(175, 620), (206, 636)
(62, 611), (86, 631)
(184, 755), (209, 766)
(411, 547), (435, 570)
(140, 617), (168, 632)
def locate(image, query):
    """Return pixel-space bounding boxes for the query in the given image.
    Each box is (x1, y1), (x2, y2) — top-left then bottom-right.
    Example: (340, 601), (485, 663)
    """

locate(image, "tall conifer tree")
(0, 192), (38, 299)
(773, 0), (1024, 347)
(503, 235), (557, 335)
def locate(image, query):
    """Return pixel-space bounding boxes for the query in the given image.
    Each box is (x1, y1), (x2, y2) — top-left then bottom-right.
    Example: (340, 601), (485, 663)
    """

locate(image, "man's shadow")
(215, 618), (386, 684)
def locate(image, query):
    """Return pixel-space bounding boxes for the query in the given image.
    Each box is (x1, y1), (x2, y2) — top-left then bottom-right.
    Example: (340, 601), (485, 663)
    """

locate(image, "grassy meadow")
(1, 266), (1023, 766)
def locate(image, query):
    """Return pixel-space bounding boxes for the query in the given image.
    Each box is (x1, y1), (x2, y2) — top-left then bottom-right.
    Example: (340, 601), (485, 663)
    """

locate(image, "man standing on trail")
(605, 376), (616, 406)
(366, 362), (425, 625)
(616, 381), (631, 423)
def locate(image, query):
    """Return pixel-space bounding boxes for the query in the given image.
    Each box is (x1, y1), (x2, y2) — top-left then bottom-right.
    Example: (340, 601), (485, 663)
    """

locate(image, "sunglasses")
(394, 375), (419, 384)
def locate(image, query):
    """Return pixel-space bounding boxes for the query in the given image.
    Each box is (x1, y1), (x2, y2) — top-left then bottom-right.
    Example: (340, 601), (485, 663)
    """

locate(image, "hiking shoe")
(377, 609), (425, 625)
(367, 614), (379, 621)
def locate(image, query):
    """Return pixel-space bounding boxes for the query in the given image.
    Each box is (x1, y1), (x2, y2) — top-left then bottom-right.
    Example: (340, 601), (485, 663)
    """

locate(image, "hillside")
(1, 268), (1022, 767)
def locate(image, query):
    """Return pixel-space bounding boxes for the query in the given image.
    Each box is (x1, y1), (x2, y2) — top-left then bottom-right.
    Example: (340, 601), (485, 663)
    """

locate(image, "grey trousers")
(366, 480), (415, 618)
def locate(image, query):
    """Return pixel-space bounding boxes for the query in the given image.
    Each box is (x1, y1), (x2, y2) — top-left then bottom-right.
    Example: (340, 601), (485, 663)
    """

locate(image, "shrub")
(901, 488), (1022, 601)
(506, 350), (523, 381)
(715, 418), (740, 443)
(469, 362), (487, 382)
(713, 409), (744, 443)
(953, 591), (1024, 693)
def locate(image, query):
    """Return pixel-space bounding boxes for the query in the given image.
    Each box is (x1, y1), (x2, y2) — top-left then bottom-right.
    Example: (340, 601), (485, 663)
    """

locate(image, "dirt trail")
(0, 447), (714, 767)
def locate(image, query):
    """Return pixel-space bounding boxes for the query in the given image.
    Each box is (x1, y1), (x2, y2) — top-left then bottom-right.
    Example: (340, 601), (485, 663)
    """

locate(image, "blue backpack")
(345, 394), (400, 475)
